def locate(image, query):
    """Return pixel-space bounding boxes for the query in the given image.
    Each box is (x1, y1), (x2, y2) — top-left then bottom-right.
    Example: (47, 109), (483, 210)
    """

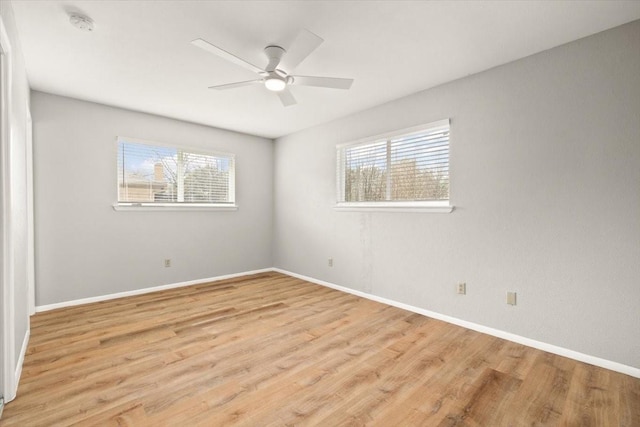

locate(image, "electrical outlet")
(164, 259), (171, 268)
(507, 291), (517, 305)
(457, 282), (466, 295)
(328, 258), (333, 267)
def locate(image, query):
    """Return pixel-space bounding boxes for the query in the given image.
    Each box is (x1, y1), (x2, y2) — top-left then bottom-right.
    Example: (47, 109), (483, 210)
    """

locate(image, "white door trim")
(26, 106), (34, 316)
(0, 14), (16, 402)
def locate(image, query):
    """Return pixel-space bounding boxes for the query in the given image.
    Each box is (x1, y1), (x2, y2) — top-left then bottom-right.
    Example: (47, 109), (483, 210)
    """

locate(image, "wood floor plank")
(68, 402), (148, 427)
(500, 352), (577, 426)
(435, 368), (522, 426)
(1, 272), (637, 426)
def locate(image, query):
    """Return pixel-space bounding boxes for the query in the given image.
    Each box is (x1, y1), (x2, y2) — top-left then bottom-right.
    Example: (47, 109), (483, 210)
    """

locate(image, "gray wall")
(32, 92), (273, 306)
(1, 0), (31, 399)
(273, 21), (640, 368)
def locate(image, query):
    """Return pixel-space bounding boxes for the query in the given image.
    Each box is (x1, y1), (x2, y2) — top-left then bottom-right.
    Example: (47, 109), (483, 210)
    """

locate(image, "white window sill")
(334, 202), (454, 213)
(113, 203), (238, 212)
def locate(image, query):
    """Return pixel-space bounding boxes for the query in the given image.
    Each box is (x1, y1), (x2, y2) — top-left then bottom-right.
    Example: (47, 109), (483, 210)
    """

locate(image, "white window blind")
(337, 119), (450, 206)
(117, 137), (235, 206)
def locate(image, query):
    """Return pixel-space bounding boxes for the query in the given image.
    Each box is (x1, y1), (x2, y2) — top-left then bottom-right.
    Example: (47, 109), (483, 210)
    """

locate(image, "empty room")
(1, 1), (639, 425)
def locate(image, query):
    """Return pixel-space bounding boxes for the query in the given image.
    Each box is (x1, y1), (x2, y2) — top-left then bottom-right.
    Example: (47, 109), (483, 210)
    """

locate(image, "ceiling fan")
(191, 29), (354, 107)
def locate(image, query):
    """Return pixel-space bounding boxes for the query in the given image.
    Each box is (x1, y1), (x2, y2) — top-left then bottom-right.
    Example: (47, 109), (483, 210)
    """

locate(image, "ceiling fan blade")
(208, 80), (263, 90)
(276, 88), (297, 107)
(278, 29), (323, 73)
(191, 38), (264, 74)
(291, 75), (354, 90)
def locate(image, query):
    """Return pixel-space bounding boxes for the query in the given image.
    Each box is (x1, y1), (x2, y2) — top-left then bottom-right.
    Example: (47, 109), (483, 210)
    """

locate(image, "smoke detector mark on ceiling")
(69, 14), (94, 32)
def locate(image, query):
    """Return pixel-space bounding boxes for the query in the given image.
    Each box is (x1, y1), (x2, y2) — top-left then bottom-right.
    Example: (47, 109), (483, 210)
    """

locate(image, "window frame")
(113, 136), (237, 211)
(335, 119), (453, 213)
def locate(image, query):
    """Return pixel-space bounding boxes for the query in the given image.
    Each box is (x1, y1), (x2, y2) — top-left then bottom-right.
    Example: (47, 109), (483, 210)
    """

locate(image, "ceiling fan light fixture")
(193, 29), (353, 106)
(265, 77), (286, 92)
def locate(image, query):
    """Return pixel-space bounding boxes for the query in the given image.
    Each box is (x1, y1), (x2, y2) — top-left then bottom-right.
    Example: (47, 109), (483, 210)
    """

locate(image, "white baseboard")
(273, 268), (640, 379)
(10, 328), (30, 402)
(35, 268), (273, 313)
(15, 328), (29, 383)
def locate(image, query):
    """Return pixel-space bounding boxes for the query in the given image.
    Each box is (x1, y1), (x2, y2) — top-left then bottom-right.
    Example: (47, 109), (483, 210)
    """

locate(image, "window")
(336, 119), (451, 211)
(116, 137), (235, 209)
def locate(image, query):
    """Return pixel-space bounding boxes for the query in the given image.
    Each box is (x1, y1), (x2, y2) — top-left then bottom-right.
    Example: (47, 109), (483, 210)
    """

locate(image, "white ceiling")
(11, 1), (640, 139)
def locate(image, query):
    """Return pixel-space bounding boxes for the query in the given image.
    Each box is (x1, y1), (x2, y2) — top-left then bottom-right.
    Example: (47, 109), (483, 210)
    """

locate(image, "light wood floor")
(1, 272), (638, 426)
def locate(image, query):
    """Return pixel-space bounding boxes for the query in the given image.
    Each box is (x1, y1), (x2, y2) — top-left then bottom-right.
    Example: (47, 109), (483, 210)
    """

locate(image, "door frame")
(0, 14), (16, 403)
(26, 107), (34, 316)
